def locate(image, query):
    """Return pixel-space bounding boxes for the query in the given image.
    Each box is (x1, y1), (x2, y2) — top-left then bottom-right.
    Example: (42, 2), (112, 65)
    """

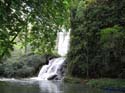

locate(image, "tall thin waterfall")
(56, 31), (70, 56)
(38, 31), (70, 80)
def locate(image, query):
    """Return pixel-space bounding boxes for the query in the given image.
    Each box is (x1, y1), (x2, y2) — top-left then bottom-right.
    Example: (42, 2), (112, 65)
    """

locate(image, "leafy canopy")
(0, 0), (71, 61)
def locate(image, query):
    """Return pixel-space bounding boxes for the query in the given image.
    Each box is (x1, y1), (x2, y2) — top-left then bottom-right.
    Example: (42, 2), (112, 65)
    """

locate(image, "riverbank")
(64, 77), (125, 90)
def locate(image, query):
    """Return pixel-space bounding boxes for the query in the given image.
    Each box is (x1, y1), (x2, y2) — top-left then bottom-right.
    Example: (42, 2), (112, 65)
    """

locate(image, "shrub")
(0, 53), (57, 78)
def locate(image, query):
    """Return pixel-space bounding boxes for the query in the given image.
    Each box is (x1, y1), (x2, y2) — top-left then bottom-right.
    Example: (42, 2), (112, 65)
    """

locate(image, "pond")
(0, 78), (124, 93)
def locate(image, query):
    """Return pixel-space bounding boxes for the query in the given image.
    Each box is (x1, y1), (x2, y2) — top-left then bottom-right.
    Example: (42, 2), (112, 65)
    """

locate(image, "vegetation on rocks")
(0, 53), (57, 78)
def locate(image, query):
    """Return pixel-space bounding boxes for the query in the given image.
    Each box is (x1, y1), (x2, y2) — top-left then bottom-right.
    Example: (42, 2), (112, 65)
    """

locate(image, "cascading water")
(37, 31), (70, 80)
(56, 31), (70, 56)
(38, 57), (65, 80)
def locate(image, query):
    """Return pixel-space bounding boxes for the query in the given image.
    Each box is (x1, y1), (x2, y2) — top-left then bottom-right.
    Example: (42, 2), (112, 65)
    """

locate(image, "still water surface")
(0, 78), (124, 93)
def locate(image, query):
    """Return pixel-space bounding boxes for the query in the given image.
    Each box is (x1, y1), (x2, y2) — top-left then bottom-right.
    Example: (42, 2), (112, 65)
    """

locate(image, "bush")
(0, 53), (57, 78)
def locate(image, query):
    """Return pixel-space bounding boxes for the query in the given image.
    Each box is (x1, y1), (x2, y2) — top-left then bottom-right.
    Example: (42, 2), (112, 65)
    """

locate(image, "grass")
(64, 77), (125, 89)
(63, 77), (82, 83)
(86, 79), (125, 88)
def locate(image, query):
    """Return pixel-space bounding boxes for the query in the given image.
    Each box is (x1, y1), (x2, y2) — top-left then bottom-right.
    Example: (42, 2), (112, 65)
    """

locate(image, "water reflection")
(0, 78), (124, 93)
(38, 80), (63, 93)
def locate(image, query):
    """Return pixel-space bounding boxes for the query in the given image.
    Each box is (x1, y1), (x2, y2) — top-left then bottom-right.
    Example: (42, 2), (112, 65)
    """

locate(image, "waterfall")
(56, 31), (70, 56)
(37, 31), (70, 80)
(38, 57), (65, 80)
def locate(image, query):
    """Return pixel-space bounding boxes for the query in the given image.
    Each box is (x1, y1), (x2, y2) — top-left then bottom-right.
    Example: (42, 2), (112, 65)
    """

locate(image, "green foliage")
(0, 0), (71, 61)
(100, 26), (125, 49)
(0, 53), (56, 78)
(87, 79), (125, 88)
(64, 76), (81, 83)
(67, 0), (125, 78)
(99, 26), (125, 78)
(64, 77), (125, 88)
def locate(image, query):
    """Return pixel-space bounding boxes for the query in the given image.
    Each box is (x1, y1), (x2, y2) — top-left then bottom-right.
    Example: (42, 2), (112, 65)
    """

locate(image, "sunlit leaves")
(0, 0), (71, 60)
(100, 25), (125, 49)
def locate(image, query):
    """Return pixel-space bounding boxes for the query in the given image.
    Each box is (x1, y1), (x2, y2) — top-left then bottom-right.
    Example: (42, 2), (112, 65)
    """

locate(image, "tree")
(67, 0), (125, 78)
(0, 0), (71, 62)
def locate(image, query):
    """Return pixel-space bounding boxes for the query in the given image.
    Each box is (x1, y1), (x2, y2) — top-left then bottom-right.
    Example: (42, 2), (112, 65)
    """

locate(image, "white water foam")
(56, 31), (70, 56)
(37, 57), (65, 80)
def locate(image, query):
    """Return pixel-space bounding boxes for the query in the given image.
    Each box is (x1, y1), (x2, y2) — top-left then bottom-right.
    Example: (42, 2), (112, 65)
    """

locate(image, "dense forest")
(0, 0), (125, 79)
(67, 0), (125, 78)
